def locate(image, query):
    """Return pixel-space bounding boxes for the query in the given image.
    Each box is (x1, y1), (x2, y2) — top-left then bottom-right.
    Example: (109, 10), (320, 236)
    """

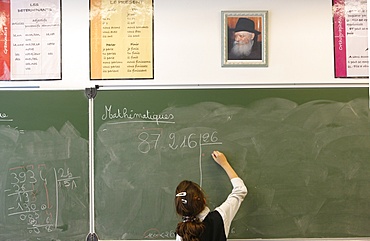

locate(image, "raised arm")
(211, 150), (248, 237)
(211, 150), (238, 180)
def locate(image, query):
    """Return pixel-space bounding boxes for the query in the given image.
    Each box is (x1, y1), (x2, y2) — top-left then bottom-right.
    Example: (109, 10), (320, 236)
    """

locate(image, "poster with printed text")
(333, 0), (368, 78)
(90, 0), (154, 80)
(0, 0), (61, 81)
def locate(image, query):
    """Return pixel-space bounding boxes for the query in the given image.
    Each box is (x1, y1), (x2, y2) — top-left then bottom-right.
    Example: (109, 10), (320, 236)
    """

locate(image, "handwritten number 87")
(138, 132), (161, 153)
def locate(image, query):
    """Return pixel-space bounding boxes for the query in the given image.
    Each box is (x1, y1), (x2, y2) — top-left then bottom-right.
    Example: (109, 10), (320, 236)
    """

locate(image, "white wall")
(1, 0), (367, 89)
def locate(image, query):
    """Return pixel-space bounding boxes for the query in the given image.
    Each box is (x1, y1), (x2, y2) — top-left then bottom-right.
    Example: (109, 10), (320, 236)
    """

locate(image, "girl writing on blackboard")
(175, 150), (247, 241)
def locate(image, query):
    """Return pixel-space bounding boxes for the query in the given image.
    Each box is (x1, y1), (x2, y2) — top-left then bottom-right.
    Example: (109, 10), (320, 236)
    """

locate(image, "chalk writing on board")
(0, 121), (89, 240)
(4, 165), (80, 234)
(0, 112), (13, 121)
(102, 105), (175, 124)
(99, 114), (223, 187)
(95, 97), (370, 240)
(137, 131), (221, 153)
(57, 167), (80, 189)
(142, 228), (176, 239)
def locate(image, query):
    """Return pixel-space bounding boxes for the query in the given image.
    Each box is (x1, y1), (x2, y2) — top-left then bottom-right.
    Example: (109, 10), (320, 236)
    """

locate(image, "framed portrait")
(222, 11), (268, 67)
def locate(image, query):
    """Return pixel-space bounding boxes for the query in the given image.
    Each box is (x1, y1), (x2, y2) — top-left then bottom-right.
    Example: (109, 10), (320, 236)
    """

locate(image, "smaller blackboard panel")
(0, 90), (89, 241)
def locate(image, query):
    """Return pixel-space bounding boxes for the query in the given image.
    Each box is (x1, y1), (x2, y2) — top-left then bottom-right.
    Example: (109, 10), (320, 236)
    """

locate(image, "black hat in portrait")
(234, 17), (261, 35)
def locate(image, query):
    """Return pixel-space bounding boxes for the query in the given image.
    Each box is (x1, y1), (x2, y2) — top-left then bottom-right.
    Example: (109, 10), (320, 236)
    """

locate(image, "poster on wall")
(90, 0), (154, 80)
(0, 0), (61, 81)
(333, 0), (368, 78)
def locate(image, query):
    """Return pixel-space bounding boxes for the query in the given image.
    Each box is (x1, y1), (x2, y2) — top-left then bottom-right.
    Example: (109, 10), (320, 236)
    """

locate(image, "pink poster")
(0, 0), (10, 80)
(0, 0), (61, 81)
(333, 0), (368, 78)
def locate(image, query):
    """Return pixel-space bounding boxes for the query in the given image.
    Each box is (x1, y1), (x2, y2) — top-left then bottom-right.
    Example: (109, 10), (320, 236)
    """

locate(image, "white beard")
(230, 40), (254, 57)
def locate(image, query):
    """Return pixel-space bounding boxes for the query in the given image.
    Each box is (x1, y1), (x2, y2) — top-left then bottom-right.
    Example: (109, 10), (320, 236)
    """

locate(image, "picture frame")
(222, 11), (268, 67)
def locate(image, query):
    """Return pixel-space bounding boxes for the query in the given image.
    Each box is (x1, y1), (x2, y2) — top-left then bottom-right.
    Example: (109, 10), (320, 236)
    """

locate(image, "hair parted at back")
(175, 180), (206, 241)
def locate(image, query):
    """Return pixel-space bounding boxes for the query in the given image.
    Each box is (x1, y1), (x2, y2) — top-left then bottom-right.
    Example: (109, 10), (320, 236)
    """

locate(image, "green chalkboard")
(0, 90), (89, 241)
(94, 87), (370, 240)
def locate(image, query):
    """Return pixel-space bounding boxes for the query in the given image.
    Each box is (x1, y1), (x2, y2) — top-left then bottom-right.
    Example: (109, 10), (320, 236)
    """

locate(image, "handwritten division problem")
(5, 165), (80, 234)
(101, 106), (223, 187)
(0, 120), (89, 240)
(137, 130), (221, 153)
(0, 90), (90, 240)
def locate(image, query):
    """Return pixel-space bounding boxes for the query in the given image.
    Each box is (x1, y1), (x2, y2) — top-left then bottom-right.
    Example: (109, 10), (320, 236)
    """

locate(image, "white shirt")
(176, 177), (248, 241)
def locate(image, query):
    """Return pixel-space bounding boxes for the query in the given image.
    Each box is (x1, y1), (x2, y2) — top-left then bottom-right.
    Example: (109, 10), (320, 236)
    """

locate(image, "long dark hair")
(175, 180), (206, 241)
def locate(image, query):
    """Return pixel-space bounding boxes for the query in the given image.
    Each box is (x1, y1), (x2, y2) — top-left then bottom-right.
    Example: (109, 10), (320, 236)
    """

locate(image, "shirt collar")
(197, 206), (210, 221)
